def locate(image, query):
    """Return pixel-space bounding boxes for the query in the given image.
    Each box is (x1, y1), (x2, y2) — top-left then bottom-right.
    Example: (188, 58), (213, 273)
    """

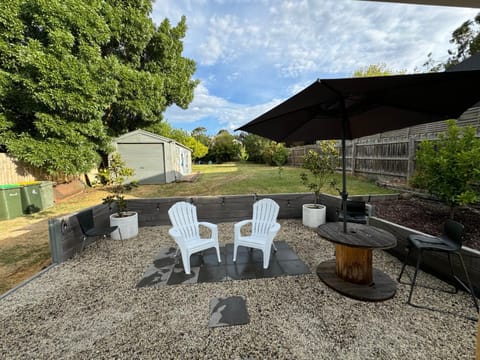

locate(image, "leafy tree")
(411, 120), (480, 218)
(191, 126), (211, 148)
(238, 145), (249, 162)
(271, 143), (289, 167)
(183, 136), (208, 161)
(0, 0), (197, 175)
(300, 141), (339, 204)
(240, 133), (271, 163)
(424, 12), (480, 71)
(146, 121), (207, 160)
(353, 63), (405, 77)
(262, 142), (289, 166)
(209, 130), (241, 163)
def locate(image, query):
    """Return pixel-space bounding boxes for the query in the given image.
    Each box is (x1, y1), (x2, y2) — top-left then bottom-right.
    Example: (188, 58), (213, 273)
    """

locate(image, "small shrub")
(98, 153), (138, 217)
(300, 141), (339, 204)
(411, 120), (480, 218)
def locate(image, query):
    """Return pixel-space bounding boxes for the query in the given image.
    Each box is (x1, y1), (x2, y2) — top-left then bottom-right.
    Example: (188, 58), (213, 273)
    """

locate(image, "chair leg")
(118, 228), (123, 245)
(272, 242), (278, 252)
(103, 235), (110, 257)
(80, 235), (87, 253)
(407, 249), (422, 306)
(233, 244), (238, 263)
(397, 245), (411, 282)
(215, 245), (221, 264)
(447, 253), (459, 294)
(181, 251), (191, 275)
(262, 248), (271, 269)
(455, 252), (479, 312)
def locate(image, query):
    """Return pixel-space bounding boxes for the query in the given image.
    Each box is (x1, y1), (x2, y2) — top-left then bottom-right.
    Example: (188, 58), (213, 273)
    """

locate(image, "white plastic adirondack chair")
(233, 198), (281, 269)
(168, 201), (221, 274)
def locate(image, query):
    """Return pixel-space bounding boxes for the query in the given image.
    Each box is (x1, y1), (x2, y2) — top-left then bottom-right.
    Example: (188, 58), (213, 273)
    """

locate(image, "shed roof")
(114, 129), (192, 152)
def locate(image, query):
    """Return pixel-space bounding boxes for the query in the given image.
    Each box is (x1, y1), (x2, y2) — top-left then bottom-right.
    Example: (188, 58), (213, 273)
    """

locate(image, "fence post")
(407, 138), (416, 182)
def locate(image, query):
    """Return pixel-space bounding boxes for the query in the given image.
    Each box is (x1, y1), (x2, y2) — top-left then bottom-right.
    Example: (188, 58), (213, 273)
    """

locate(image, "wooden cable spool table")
(316, 222), (397, 301)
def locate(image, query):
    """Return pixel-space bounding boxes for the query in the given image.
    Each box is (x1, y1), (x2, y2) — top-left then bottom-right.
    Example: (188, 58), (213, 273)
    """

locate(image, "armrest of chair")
(266, 222), (281, 240)
(234, 219), (253, 239)
(168, 227), (181, 238)
(168, 227), (185, 247)
(198, 222), (218, 240)
(269, 222), (281, 234)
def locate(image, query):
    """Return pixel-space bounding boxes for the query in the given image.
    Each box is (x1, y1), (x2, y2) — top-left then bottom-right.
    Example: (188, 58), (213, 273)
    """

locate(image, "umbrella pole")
(340, 98), (348, 233)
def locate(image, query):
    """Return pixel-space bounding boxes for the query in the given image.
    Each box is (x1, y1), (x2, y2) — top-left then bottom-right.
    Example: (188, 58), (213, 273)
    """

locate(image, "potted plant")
(300, 141), (339, 227)
(99, 153), (138, 240)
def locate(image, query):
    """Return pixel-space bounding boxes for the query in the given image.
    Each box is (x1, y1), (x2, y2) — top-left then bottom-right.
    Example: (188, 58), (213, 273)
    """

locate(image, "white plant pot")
(302, 204), (326, 228)
(109, 212), (138, 240)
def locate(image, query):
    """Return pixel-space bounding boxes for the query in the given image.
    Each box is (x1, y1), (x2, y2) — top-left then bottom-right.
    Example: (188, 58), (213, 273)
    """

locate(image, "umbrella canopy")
(236, 70), (480, 232)
(237, 70), (480, 143)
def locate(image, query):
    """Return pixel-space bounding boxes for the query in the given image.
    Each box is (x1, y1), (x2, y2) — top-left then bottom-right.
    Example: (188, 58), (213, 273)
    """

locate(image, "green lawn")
(130, 162), (395, 198)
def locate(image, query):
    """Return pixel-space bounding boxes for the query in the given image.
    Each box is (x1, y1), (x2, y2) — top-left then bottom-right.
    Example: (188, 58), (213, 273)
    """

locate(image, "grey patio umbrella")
(236, 70), (480, 232)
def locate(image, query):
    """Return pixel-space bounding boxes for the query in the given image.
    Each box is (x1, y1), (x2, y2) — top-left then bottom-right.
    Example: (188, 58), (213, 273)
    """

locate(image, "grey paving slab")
(167, 266), (200, 285)
(279, 259), (311, 275)
(209, 296), (249, 328)
(136, 241), (310, 288)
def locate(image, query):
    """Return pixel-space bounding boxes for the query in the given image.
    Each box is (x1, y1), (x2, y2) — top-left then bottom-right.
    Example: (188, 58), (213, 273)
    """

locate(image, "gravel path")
(0, 220), (477, 359)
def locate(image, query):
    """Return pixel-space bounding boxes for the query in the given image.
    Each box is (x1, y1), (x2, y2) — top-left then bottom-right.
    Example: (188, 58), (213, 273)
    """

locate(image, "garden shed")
(113, 129), (192, 184)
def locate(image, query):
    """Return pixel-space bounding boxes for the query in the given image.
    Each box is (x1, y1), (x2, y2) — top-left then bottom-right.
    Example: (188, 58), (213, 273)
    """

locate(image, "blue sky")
(152, 0), (478, 136)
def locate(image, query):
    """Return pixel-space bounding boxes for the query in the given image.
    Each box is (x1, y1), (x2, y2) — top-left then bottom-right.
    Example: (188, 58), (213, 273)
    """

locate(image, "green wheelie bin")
(39, 181), (55, 209)
(19, 181), (43, 214)
(0, 184), (23, 220)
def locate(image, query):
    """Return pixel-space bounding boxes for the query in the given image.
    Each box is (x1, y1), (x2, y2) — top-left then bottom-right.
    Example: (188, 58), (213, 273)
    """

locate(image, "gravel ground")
(0, 220), (477, 359)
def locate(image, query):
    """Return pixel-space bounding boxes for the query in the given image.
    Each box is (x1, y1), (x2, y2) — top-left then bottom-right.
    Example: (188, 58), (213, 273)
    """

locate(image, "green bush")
(411, 120), (480, 218)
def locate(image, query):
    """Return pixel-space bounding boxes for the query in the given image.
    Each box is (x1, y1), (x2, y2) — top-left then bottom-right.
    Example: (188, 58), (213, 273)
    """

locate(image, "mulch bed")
(372, 196), (480, 251)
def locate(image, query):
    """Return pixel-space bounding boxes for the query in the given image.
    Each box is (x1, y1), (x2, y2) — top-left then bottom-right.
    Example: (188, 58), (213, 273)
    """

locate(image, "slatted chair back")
(77, 209), (95, 234)
(443, 219), (464, 247)
(252, 198), (280, 236)
(168, 201), (200, 242)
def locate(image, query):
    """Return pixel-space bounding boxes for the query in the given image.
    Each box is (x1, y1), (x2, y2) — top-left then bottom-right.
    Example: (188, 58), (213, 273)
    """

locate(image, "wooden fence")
(0, 153), (83, 185)
(288, 113), (480, 181)
(289, 138), (417, 180)
(0, 153), (45, 184)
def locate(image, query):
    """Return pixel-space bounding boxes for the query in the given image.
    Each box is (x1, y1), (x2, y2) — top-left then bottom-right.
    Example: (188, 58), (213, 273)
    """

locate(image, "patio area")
(0, 219), (477, 359)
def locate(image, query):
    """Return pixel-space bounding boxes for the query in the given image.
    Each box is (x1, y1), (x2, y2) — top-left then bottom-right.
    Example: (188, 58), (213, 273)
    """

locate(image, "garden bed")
(372, 196), (480, 251)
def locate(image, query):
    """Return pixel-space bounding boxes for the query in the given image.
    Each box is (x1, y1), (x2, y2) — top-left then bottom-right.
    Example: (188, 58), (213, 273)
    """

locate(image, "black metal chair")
(398, 219), (479, 312)
(76, 209), (121, 256)
(338, 200), (368, 224)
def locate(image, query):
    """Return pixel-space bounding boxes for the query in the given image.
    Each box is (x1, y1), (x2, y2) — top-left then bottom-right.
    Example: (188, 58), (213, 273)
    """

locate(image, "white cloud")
(165, 83), (282, 132)
(158, 0), (476, 73)
(155, 0), (479, 132)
